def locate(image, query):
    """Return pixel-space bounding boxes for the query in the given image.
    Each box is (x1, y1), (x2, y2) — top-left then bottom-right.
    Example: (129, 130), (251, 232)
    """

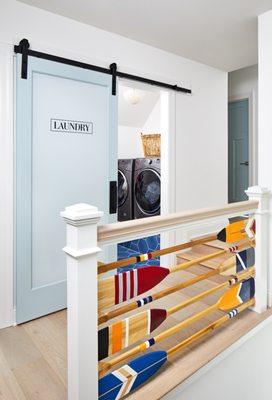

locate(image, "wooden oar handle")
(167, 298), (255, 357)
(170, 239), (254, 274)
(98, 234), (217, 274)
(98, 302), (138, 324)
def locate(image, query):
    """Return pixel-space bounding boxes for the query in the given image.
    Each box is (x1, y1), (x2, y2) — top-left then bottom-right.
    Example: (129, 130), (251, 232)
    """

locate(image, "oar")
(98, 298), (254, 400)
(98, 266), (254, 360)
(99, 277), (254, 375)
(98, 218), (255, 275)
(98, 240), (254, 311)
(98, 246), (255, 323)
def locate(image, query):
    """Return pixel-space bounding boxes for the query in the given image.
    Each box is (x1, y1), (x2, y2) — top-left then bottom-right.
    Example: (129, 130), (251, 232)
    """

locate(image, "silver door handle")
(240, 161), (249, 166)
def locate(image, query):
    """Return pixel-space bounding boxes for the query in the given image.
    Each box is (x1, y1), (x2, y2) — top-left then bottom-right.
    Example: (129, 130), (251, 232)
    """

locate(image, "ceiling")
(19, 0), (272, 71)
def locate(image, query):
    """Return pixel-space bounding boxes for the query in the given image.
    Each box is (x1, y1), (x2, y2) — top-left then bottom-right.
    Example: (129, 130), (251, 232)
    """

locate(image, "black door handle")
(240, 161), (249, 166)
(109, 181), (117, 214)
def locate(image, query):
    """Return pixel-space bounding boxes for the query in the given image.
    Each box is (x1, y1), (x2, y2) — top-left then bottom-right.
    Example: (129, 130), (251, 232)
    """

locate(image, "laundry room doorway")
(117, 80), (174, 269)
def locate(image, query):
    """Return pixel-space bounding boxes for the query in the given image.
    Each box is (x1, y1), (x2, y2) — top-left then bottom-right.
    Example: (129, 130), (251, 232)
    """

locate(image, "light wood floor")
(0, 310), (67, 399)
(0, 241), (271, 400)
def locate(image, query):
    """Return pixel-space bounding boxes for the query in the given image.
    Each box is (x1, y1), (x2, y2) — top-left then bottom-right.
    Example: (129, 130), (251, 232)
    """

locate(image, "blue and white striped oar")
(99, 298), (254, 400)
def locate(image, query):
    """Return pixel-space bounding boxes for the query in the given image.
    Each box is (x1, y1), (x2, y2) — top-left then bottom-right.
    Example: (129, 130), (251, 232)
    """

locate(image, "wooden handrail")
(98, 200), (258, 244)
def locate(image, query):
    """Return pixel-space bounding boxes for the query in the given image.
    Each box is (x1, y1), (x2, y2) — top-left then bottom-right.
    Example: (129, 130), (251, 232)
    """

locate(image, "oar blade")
(236, 247), (255, 272)
(219, 278), (255, 311)
(114, 266), (169, 305)
(99, 326), (110, 361)
(98, 309), (167, 361)
(217, 219), (254, 243)
(99, 351), (167, 400)
(150, 309), (168, 332)
(220, 247), (255, 276)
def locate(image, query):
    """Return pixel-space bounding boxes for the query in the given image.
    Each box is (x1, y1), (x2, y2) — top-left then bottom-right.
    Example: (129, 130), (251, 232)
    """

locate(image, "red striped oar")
(98, 264), (254, 360)
(98, 218), (255, 275)
(98, 298), (254, 400)
(99, 277), (255, 373)
(98, 240), (254, 311)
(98, 244), (255, 323)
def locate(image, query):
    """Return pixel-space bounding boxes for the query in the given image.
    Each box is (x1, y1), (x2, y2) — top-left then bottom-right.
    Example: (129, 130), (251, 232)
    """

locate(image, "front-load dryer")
(134, 158), (161, 219)
(118, 159), (134, 221)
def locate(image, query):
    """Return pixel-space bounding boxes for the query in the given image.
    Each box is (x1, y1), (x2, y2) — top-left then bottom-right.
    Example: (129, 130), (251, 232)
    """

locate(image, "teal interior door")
(228, 99), (249, 203)
(15, 55), (117, 323)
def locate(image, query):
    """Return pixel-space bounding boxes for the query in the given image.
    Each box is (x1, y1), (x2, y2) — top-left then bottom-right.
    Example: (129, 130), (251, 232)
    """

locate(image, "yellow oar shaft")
(98, 234), (217, 274)
(170, 239), (253, 273)
(167, 298), (254, 357)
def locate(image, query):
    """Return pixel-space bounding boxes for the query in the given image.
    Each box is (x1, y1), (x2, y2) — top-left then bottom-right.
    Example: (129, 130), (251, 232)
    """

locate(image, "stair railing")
(61, 185), (270, 400)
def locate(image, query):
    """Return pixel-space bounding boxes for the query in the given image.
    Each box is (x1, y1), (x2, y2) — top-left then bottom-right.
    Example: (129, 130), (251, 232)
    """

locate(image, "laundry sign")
(50, 119), (93, 134)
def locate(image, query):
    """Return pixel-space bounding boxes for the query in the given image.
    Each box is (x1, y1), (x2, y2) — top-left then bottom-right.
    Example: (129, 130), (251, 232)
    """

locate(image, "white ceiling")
(19, 0), (272, 71)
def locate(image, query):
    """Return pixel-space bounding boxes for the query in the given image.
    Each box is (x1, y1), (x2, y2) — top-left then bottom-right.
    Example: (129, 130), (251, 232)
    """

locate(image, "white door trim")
(0, 43), (14, 329)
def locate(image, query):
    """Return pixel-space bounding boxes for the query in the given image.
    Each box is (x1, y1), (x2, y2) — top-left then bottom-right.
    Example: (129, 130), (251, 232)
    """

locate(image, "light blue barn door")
(15, 55), (117, 323)
(228, 99), (249, 203)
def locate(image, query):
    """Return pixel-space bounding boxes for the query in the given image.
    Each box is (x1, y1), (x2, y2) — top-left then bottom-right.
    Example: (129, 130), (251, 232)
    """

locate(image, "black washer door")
(118, 170), (128, 207)
(135, 169), (160, 214)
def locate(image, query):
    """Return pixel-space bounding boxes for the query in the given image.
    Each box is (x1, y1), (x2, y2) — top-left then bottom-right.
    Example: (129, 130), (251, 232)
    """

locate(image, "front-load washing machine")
(134, 158), (161, 219)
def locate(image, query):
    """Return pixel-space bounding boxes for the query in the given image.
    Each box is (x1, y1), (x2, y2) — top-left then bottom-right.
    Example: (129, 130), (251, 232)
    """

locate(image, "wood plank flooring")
(0, 241), (271, 400)
(0, 311), (67, 400)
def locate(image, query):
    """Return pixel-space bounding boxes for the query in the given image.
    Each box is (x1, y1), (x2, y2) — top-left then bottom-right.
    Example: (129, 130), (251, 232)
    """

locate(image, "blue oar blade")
(99, 351), (167, 400)
(236, 248), (255, 272)
(239, 277), (255, 301)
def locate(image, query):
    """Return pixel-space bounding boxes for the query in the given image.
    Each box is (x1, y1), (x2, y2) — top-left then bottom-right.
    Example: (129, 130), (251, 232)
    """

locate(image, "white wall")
(0, 0), (227, 328)
(228, 65), (258, 185)
(118, 95), (162, 159)
(164, 317), (272, 400)
(258, 9), (272, 306)
(118, 126), (144, 158)
(142, 97), (162, 132)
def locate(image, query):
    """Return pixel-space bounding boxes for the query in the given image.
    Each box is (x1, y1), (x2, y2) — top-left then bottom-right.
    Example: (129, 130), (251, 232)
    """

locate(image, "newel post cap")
(60, 203), (104, 222)
(245, 186), (270, 196)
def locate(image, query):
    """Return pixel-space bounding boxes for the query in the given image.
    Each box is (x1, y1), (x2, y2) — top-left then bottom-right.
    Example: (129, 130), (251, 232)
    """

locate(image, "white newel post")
(245, 186), (270, 313)
(61, 203), (103, 400)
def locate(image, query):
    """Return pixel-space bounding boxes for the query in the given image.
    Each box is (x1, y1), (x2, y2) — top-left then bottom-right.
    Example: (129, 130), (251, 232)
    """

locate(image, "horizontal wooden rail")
(98, 200), (258, 245)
